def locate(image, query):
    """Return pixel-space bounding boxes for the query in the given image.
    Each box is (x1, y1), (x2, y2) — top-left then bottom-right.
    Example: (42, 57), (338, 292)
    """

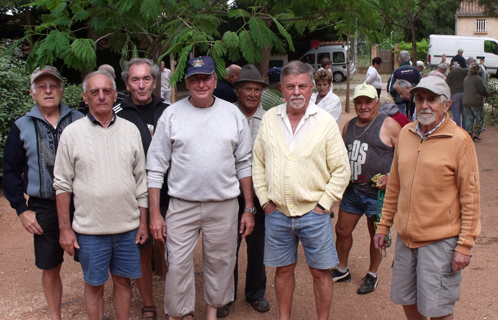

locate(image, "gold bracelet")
(262, 201), (271, 209)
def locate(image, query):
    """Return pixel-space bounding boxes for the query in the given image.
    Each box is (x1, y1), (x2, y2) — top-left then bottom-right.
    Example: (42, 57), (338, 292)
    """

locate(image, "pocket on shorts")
(438, 272), (462, 306)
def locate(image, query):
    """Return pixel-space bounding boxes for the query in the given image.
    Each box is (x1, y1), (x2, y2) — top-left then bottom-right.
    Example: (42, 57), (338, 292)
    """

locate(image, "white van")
(427, 34), (498, 75)
(299, 45), (355, 82)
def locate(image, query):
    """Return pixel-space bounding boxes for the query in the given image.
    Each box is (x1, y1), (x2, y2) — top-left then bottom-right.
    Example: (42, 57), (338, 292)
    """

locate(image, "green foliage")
(485, 79), (498, 126)
(398, 39), (429, 62)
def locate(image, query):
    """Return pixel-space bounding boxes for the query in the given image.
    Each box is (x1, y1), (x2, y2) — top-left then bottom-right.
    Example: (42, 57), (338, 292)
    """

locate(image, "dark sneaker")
(246, 296), (270, 313)
(331, 268), (351, 283)
(357, 273), (378, 294)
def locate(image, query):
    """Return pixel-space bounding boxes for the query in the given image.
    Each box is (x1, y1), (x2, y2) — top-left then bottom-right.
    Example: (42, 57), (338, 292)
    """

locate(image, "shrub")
(485, 79), (498, 126)
(398, 39), (429, 63)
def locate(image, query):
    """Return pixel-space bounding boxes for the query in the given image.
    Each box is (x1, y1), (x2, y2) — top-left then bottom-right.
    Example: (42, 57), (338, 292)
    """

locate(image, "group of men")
(4, 53), (480, 320)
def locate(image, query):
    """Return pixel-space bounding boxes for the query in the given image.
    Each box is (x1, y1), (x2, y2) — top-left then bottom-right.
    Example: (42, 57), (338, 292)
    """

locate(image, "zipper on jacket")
(405, 138), (423, 242)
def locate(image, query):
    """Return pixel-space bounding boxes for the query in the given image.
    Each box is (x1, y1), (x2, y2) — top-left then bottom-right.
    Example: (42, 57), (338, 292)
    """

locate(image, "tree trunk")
(411, 18), (418, 64)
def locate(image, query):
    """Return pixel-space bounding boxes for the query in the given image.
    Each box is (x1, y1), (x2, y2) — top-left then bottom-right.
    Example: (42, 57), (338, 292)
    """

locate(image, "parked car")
(427, 34), (498, 76)
(299, 45), (356, 82)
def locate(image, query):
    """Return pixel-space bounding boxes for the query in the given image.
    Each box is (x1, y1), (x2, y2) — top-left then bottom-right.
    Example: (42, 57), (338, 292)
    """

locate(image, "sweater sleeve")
(376, 137), (401, 235)
(146, 113), (172, 189)
(53, 129), (75, 195)
(2, 123), (29, 215)
(455, 138), (481, 255)
(234, 115), (252, 180)
(132, 130), (148, 208)
(252, 114), (269, 204)
(317, 120), (350, 210)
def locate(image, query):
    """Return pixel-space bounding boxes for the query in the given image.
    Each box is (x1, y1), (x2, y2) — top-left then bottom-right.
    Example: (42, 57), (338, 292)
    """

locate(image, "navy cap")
(267, 67), (281, 83)
(185, 56), (215, 78)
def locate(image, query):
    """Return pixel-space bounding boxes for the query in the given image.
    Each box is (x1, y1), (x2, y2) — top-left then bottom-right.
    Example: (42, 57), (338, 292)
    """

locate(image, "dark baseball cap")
(185, 56), (215, 78)
(30, 66), (63, 84)
(267, 67), (281, 83)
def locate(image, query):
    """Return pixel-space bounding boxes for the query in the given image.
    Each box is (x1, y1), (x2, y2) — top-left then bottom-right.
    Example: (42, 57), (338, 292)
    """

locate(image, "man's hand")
(374, 234), (389, 250)
(239, 212), (255, 238)
(313, 206), (326, 214)
(136, 220), (149, 245)
(452, 251), (471, 274)
(375, 175), (389, 191)
(59, 228), (79, 256)
(263, 201), (277, 214)
(19, 210), (43, 235)
(150, 210), (166, 243)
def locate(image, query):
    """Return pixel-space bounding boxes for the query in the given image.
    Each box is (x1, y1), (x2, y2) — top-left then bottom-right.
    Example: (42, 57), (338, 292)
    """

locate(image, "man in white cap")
(3, 66), (84, 320)
(416, 61), (426, 76)
(374, 76), (480, 319)
(147, 56), (254, 320)
(333, 83), (401, 294)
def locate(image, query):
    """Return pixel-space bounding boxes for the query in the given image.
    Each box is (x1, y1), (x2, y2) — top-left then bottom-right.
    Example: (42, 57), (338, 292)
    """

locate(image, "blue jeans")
(450, 92), (465, 129)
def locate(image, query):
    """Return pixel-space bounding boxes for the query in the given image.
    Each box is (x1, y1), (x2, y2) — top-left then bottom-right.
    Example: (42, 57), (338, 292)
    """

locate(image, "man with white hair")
(428, 63), (448, 80)
(333, 83), (401, 295)
(388, 50), (422, 117)
(374, 76), (480, 320)
(393, 79), (416, 121)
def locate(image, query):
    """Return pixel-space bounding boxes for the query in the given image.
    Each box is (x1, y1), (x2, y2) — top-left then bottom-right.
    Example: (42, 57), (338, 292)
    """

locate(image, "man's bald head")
(225, 64), (241, 84)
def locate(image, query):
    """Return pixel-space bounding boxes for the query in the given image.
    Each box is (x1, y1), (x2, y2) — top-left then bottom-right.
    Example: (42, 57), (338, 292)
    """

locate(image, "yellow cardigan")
(252, 106), (350, 217)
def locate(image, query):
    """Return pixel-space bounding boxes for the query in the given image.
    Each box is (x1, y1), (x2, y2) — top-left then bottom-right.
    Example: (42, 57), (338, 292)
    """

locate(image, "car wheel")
(333, 72), (344, 82)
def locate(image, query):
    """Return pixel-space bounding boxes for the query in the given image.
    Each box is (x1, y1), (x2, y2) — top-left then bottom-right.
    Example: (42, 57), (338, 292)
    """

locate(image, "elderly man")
(160, 61), (172, 104)
(146, 56), (254, 320)
(113, 57), (169, 320)
(416, 61), (426, 76)
(445, 63), (469, 129)
(217, 64), (271, 318)
(450, 49), (467, 68)
(332, 84), (401, 294)
(388, 50), (422, 117)
(212, 64), (241, 103)
(374, 76), (480, 320)
(261, 67), (284, 110)
(428, 63), (447, 80)
(252, 61), (350, 320)
(3, 66), (83, 320)
(78, 64), (125, 111)
(54, 70), (148, 320)
(393, 79), (416, 121)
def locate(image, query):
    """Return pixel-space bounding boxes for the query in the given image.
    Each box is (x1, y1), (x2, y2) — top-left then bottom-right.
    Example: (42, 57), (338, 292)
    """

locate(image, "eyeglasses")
(35, 84), (59, 91)
(88, 88), (115, 96)
(130, 76), (153, 85)
(188, 74), (215, 85)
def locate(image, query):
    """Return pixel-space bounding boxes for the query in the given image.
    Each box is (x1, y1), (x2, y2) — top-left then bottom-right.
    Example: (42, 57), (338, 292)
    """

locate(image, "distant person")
(261, 67), (284, 110)
(213, 64), (241, 103)
(479, 58), (489, 84)
(428, 63), (447, 80)
(311, 69), (342, 123)
(446, 63), (469, 129)
(450, 49), (467, 68)
(160, 61), (172, 104)
(440, 54), (450, 73)
(3, 66), (84, 320)
(387, 50), (422, 117)
(318, 57), (332, 74)
(393, 79), (416, 121)
(365, 57), (382, 97)
(464, 63), (490, 141)
(416, 61), (425, 76)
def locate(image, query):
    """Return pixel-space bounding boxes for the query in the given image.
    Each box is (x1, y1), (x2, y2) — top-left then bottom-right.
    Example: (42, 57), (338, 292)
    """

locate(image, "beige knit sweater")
(53, 116), (148, 235)
(252, 106), (350, 217)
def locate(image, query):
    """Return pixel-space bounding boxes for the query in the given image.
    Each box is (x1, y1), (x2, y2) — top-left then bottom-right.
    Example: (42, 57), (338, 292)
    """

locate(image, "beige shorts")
(391, 235), (462, 318)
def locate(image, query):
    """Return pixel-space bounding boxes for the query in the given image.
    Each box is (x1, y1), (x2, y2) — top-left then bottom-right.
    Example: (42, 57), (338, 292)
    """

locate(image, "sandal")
(246, 297), (270, 313)
(181, 313), (194, 320)
(142, 306), (157, 320)
(216, 302), (234, 318)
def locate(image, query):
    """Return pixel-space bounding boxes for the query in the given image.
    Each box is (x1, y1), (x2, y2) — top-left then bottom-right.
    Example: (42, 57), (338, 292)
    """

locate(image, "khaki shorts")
(391, 235), (462, 318)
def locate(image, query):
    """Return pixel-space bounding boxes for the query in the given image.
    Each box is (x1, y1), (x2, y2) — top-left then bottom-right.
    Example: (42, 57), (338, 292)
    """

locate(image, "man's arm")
(239, 177), (255, 238)
(252, 117), (269, 206)
(149, 187), (166, 243)
(56, 192), (79, 256)
(135, 206), (149, 245)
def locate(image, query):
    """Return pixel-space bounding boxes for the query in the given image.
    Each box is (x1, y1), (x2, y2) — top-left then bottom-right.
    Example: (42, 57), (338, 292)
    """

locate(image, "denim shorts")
(264, 209), (339, 270)
(339, 187), (380, 218)
(76, 229), (141, 286)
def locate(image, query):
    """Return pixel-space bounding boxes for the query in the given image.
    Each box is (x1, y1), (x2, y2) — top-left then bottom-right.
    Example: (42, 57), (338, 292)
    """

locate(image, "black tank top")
(344, 113), (394, 199)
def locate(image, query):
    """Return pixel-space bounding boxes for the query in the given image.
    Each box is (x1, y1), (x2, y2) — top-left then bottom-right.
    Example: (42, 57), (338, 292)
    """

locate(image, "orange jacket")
(376, 115), (480, 255)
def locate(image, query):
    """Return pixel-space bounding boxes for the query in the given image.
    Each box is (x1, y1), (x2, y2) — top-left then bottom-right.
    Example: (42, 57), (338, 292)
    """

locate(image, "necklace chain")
(353, 113), (379, 139)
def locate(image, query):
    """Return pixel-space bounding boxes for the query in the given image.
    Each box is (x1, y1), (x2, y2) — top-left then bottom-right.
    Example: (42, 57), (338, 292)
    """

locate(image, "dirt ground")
(1, 86), (498, 320)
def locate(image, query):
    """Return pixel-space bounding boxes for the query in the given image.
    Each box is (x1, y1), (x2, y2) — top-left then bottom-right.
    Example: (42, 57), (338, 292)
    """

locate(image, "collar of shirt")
(87, 111), (117, 128)
(277, 100), (319, 137)
(236, 104), (265, 120)
(416, 114), (446, 140)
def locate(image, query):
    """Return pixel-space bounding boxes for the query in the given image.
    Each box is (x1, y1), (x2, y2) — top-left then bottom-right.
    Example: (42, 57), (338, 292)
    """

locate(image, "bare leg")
(335, 210), (362, 268)
(206, 305), (217, 320)
(367, 216), (383, 273)
(84, 282), (104, 320)
(274, 263), (297, 320)
(112, 274), (132, 320)
(136, 245), (156, 318)
(42, 264), (63, 320)
(403, 304), (427, 320)
(309, 267), (333, 320)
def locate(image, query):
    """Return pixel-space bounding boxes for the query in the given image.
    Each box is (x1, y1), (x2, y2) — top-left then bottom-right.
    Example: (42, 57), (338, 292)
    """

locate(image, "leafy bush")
(0, 40), (83, 178)
(398, 39), (429, 63)
(485, 79), (498, 126)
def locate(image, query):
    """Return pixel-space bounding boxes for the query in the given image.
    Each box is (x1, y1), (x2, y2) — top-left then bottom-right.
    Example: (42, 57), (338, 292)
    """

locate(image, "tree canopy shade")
(17, 0), (383, 84)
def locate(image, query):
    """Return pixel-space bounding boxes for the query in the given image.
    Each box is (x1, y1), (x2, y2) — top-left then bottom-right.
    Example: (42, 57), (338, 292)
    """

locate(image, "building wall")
(456, 16), (498, 39)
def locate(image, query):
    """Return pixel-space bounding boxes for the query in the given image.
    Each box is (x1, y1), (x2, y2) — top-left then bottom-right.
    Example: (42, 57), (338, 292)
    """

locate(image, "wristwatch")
(244, 207), (257, 215)
(317, 203), (329, 213)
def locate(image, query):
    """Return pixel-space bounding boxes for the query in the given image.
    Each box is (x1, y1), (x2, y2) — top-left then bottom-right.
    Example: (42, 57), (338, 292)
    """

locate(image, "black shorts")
(28, 197), (64, 270)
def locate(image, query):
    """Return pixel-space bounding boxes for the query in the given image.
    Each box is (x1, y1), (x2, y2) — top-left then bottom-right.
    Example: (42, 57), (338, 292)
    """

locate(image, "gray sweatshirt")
(146, 96), (252, 202)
